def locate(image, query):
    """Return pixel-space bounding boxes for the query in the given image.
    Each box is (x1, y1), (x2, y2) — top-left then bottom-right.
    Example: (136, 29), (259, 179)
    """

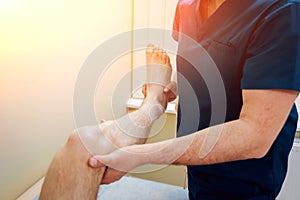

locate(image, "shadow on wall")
(0, 0), (133, 199)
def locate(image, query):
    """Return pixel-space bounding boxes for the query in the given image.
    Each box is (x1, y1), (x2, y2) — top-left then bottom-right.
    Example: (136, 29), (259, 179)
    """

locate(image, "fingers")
(163, 81), (178, 102)
(88, 145), (146, 173)
(101, 168), (126, 184)
(88, 156), (126, 185)
(163, 81), (178, 94)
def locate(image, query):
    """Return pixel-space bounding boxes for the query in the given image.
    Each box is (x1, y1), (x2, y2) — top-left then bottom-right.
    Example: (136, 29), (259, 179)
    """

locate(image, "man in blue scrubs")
(90, 0), (300, 199)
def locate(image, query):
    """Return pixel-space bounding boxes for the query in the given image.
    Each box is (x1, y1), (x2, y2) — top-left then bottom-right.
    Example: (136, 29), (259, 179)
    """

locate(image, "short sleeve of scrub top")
(241, 3), (300, 92)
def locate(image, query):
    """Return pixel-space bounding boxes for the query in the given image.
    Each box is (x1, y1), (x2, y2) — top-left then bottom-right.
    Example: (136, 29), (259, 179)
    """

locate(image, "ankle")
(139, 101), (166, 122)
(144, 94), (167, 109)
(144, 84), (168, 107)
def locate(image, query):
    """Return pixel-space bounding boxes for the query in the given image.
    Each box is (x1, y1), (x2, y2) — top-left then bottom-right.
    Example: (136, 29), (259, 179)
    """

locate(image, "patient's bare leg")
(39, 46), (172, 200)
(78, 46), (172, 155)
(39, 133), (105, 200)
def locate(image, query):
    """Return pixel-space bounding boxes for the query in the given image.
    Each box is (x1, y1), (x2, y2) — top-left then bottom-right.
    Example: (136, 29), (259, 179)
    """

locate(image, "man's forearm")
(138, 90), (297, 167)
(89, 90), (297, 179)
(144, 119), (272, 166)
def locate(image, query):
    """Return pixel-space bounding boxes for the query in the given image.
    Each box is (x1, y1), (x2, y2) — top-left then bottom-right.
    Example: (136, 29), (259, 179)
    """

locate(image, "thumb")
(163, 87), (170, 93)
(88, 156), (106, 168)
(164, 81), (177, 94)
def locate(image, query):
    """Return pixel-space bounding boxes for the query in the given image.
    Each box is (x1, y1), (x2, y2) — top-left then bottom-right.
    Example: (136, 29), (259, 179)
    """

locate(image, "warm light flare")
(0, 0), (21, 8)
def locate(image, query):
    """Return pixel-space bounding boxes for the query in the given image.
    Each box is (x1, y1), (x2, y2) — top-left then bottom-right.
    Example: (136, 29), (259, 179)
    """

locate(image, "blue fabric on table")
(33, 176), (188, 200)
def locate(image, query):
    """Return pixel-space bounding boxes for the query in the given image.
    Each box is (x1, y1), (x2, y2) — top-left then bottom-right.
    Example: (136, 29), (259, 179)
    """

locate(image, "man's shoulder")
(255, 0), (300, 23)
(288, 0), (300, 3)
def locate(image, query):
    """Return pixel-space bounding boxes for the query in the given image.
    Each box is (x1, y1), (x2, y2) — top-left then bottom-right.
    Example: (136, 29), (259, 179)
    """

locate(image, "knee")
(65, 127), (99, 155)
(73, 125), (116, 155)
(67, 132), (81, 146)
(49, 132), (85, 165)
(63, 131), (86, 154)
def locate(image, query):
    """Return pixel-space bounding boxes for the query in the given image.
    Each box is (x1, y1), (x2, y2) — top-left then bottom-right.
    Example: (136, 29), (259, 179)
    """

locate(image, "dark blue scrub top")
(174, 0), (300, 199)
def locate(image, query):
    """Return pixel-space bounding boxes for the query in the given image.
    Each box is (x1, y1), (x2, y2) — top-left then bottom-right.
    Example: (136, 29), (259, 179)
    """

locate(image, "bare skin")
(39, 46), (174, 200)
(89, 89), (299, 182)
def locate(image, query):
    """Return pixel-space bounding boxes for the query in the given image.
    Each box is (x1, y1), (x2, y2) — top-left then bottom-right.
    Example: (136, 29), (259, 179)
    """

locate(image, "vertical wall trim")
(147, 0), (150, 43)
(162, 0), (167, 47)
(130, 0), (135, 97)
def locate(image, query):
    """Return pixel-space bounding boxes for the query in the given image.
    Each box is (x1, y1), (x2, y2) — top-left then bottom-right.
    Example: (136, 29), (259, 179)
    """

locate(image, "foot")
(144, 45), (172, 108)
(77, 45), (172, 156)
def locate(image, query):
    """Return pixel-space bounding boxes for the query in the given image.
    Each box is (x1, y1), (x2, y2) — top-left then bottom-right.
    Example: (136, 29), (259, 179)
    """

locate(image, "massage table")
(18, 176), (188, 200)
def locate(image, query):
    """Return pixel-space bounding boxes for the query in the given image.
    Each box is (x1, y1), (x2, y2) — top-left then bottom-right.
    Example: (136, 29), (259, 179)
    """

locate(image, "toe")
(162, 51), (168, 65)
(147, 44), (155, 49)
(146, 44), (154, 55)
(159, 49), (165, 63)
(151, 47), (159, 62)
(161, 50), (171, 67)
(157, 47), (165, 64)
(166, 55), (171, 67)
(146, 44), (154, 63)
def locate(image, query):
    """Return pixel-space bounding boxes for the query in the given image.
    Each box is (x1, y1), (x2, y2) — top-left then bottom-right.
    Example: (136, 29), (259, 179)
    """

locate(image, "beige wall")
(296, 96), (300, 113)
(0, 0), (132, 199)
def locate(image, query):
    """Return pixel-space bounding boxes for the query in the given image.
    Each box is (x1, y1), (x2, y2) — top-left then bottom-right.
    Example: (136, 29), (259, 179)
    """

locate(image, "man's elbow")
(240, 124), (276, 159)
(246, 133), (275, 159)
(249, 145), (270, 159)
